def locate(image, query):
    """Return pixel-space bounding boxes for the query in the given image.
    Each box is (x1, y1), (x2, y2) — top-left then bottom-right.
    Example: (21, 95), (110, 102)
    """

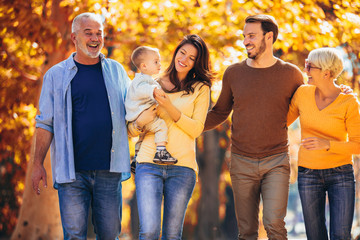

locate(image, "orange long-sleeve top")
(288, 85), (360, 169)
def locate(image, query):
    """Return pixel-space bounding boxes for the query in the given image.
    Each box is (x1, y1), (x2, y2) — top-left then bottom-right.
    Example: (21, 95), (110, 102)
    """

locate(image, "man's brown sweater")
(204, 59), (304, 158)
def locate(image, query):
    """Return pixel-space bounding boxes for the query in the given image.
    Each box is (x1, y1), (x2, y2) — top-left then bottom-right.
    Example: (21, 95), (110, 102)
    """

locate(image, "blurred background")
(1, 0), (360, 239)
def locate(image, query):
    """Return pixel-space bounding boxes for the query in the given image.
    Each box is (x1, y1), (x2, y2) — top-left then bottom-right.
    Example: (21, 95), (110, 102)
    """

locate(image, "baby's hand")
(153, 88), (166, 98)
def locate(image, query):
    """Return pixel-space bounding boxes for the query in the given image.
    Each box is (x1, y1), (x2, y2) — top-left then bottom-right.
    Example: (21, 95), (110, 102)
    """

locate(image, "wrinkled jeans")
(298, 164), (355, 240)
(135, 163), (196, 240)
(57, 170), (122, 240)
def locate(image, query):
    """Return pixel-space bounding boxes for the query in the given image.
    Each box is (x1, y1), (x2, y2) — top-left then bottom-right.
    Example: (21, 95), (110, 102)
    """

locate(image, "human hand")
(340, 84), (356, 96)
(31, 163), (47, 195)
(154, 91), (171, 108)
(301, 137), (330, 151)
(153, 88), (166, 98)
(136, 104), (157, 128)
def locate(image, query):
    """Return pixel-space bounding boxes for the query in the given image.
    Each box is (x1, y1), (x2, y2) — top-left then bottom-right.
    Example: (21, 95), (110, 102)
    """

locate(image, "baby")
(125, 46), (177, 168)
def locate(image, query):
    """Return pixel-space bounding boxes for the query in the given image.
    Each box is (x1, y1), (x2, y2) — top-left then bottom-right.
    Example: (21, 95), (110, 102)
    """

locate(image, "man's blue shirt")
(36, 53), (131, 187)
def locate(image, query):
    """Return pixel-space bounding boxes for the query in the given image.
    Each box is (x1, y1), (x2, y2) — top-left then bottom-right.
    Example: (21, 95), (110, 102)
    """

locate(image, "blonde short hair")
(308, 47), (344, 79)
(131, 46), (159, 69)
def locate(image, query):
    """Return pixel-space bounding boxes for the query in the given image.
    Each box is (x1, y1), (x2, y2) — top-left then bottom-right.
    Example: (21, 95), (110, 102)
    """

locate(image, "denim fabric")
(36, 53), (131, 186)
(135, 163), (196, 240)
(57, 170), (122, 240)
(298, 164), (355, 240)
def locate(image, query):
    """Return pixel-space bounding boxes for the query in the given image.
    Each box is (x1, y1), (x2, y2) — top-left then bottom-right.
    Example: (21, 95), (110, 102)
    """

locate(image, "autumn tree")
(0, 0), (77, 238)
(1, 0), (360, 239)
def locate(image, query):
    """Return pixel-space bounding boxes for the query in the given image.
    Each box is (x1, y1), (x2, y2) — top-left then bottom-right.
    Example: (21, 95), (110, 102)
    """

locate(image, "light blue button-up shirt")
(36, 53), (131, 187)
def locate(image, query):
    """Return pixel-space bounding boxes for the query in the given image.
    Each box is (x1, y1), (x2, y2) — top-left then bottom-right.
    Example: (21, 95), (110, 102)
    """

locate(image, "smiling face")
(174, 43), (198, 80)
(304, 59), (323, 85)
(243, 22), (267, 60)
(305, 48), (344, 86)
(71, 17), (104, 64)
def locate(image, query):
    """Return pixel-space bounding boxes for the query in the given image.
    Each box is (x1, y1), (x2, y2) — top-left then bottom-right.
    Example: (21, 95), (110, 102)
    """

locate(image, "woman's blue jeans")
(298, 164), (355, 240)
(135, 163), (196, 240)
(57, 170), (122, 240)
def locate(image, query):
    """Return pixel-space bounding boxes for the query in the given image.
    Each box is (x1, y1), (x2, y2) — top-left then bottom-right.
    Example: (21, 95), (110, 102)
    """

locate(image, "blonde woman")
(288, 48), (360, 240)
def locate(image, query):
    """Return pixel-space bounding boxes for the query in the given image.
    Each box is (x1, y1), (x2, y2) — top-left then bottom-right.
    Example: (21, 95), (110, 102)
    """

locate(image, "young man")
(31, 12), (131, 239)
(204, 15), (304, 240)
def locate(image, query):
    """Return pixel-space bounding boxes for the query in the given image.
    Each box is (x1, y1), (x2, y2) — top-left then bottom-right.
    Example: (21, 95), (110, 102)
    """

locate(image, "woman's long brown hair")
(165, 34), (214, 94)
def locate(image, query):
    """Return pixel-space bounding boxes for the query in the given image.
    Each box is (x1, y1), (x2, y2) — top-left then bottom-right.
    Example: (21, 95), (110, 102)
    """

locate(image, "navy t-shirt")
(71, 61), (112, 171)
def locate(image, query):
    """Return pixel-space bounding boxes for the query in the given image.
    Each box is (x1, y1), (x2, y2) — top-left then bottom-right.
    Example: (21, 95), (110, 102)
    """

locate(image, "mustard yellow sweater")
(288, 85), (360, 169)
(134, 83), (210, 175)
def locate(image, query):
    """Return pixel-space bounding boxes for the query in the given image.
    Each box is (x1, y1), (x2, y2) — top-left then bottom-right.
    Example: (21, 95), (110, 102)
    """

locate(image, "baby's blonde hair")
(308, 47), (344, 79)
(131, 46), (159, 70)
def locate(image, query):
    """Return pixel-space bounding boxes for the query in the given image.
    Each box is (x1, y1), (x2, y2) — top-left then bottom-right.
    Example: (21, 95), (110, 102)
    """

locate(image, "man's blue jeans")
(135, 163), (196, 240)
(298, 164), (355, 240)
(57, 170), (122, 240)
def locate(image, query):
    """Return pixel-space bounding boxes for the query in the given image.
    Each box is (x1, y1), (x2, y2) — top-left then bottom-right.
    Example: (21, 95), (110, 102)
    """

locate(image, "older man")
(31, 12), (131, 239)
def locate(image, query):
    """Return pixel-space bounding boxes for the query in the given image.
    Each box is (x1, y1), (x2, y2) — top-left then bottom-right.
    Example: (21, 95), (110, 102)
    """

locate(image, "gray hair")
(71, 12), (103, 33)
(308, 47), (344, 79)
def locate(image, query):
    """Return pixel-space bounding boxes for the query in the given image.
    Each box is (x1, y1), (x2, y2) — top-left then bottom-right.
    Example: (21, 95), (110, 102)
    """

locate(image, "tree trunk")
(10, 52), (70, 240)
(11, 153), (63, 240)
(130, 193), (139, 239)
(11, 1), (73, 239)
(196, 129), (226, 240)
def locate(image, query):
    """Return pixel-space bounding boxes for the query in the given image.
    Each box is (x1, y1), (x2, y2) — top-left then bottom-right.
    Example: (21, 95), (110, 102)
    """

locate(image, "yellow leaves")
(185, 183), (200, 225)
(14, 155), (21, 165)
(219, 137), (227, 149)
(16, 181), (25, 192)
(0, 0), (359, 235)
(341, 32), (352, 43)
(2, 104), (36, 134)
(282, 23), (293, 34)
(59, 0), (75, 7)
(209, 20), (221, 27)
(319, 20), (333, 34)
(142, 1), (152, 9)
(32, 3), (43, 15)
(343, 12), (360, 25)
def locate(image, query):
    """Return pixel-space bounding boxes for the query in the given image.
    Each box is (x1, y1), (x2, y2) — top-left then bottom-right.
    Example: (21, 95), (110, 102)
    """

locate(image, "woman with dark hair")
(128, 34), (214, 239)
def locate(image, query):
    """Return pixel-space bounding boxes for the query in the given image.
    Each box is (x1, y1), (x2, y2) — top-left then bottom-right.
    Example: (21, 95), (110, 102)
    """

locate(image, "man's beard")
(248, 37), (266, 60)
(78, 41), (103, 58)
